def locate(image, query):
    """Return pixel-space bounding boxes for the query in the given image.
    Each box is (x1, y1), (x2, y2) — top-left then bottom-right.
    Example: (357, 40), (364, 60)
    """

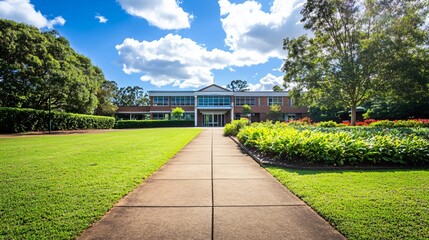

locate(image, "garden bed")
(235, 121), (429, 167)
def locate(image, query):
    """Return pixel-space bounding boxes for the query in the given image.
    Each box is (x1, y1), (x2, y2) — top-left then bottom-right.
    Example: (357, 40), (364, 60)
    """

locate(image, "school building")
(115, 84), (308, 127)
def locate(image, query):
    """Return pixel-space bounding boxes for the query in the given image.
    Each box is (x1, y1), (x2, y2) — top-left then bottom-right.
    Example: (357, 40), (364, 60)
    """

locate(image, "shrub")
(223, 118), (250, 136)
(317, 121), (338, 128)
(237, 122), (429, 166)
(370, 120), (395, 128)
(0, 107), (114, 133)
(114, 120), (194, 129)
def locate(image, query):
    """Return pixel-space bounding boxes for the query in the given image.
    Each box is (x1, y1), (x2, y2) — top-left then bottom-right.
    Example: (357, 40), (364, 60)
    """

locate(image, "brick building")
(115, 84), (308, 127)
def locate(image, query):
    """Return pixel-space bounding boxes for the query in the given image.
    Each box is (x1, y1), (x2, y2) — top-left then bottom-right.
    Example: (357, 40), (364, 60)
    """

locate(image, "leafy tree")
(272, 85), (283, 92)
(0, 19), (105, 114)
(226, 80), (249, 92)
(282, 0), (429, 125)
(267, 105), (282, 121)
(95, 80), (118, 116)
(171, 107), (185, 120)
(114, 86), (149, 106)
(242, 104), (252, 115)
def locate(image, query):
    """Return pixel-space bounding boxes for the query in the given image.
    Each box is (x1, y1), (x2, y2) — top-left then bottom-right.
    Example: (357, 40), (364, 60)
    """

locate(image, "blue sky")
(0, 0), (307, 91)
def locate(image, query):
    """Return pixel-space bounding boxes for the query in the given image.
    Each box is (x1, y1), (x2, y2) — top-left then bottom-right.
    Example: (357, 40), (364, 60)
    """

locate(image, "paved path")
(79, 128), (345, 240)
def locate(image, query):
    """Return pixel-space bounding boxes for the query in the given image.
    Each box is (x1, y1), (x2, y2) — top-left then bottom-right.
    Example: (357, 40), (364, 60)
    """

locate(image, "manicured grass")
(266, 167), (429, 239)
(0, 128), (201, 239)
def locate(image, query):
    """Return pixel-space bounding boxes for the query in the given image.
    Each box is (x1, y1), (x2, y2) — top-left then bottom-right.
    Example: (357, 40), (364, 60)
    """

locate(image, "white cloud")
(248, 73), (284, 91)
(116, 0), (308, 89)
(116, 34), (234, 88)
(219, 0), (306, 60)
(117, 0), (192, 30)
(95, 13), (108, 23)
(0, 0), (65, 29)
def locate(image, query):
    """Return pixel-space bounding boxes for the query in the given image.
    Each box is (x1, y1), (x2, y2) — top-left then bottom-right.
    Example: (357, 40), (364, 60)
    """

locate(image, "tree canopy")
(113, 86), (149, 106)
(282, 0), (429, 125)
(0, 19), (108, 114)
(226, 80), (250, 92)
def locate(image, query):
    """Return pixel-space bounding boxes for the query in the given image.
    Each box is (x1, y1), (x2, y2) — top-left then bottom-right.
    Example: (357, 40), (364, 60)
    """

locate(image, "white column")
(194, 96), (198, 127)
(230, 102), (234, 123)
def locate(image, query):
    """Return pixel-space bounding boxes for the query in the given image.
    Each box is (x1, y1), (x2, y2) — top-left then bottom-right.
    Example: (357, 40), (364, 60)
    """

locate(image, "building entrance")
(202, 113), (225, 127)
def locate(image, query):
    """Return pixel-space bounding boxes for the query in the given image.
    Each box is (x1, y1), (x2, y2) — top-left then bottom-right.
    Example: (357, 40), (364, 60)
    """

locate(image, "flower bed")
(236, 121), (429, 166)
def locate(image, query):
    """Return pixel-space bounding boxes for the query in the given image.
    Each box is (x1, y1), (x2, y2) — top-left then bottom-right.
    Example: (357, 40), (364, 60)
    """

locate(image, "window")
(153, 97), (169, 106)
(235, 97), (256, 106)
(288, 98), (293, 106)
(152, 113), (169, 120)
(171, 96), (195, 106)
(268, 97), (282, 106)
(182, 113), (195, 120)
(197, 96), (231, 106)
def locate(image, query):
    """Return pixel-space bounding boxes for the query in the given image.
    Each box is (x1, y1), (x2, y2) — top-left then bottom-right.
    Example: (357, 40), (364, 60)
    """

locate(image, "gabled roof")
(197, 84), (230, 92)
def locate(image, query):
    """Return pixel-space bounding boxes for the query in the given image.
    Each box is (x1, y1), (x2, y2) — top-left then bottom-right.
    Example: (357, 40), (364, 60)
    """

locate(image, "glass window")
(171, 96), (195, 106)
(153, 97), (169, 106)
(152, 113), (170, 120)
(235, 97), (256, 106)
(268, 97), (282, 106)
(197, 96), (231, 107)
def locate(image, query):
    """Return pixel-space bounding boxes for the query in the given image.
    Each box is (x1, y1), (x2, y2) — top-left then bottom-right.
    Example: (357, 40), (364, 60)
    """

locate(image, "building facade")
(115, 84), (308, 127)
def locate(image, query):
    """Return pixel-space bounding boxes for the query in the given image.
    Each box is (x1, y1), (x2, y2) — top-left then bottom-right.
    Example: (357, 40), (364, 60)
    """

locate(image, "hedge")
(114, 120), (194, 129)
(237, 121), (429, 166)
(0, 107), (115, 133)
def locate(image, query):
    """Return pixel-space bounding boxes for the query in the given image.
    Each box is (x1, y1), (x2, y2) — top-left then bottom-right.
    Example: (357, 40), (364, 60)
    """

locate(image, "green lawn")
(266, 167), (429, 240)
(0, 128), (201, 239)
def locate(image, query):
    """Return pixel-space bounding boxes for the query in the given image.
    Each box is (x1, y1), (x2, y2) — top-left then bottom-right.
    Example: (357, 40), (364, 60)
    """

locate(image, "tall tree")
(226, 80), (250, 92)
(95, 80), (118, 116)
(272, 85), (283, 92)
(282, 0), (429, 125)
(114, 86), (149, 106)
(0, 19), (105, 114)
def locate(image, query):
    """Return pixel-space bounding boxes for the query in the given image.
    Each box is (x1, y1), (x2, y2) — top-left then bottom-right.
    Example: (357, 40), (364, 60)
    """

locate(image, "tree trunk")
(350, 103), (357, 126)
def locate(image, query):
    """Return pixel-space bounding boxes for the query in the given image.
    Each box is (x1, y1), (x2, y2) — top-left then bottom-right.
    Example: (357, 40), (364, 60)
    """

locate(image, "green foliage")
(267, 105), (282, 121)
(0, 19), (107, 114)
(272, 85), (283, 91)
(115, 120), (194, 129)
(242, 104), (252, 115)
(95, 80), (118, 116)
(0, 107), (114, 133)
(223, 118), (250, 136)
(267, 167), (429, 240)
(282, 0), (429, 125)
(0, 128), (201, 239)
(226, 80), (249, 92)
(317, 121), (339, 128)
(237, 122), (429, 166)
(113, 86), (149, 106)
(171, 107), (185, 120)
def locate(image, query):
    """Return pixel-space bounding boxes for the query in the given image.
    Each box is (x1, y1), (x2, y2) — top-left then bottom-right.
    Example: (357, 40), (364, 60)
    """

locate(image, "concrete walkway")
(79, 128), (345, 240)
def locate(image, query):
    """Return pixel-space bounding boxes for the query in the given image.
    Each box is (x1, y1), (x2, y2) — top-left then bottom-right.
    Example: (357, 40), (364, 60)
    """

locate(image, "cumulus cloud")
(248, 73), (284, 91)
(219, 0), (305, 59)
(0, 0), (65, 29)
(116, 34), (234, 88)
(117, 0), (192, 30)
(95, 13), (108, 23)
(116, 0), (308, 89)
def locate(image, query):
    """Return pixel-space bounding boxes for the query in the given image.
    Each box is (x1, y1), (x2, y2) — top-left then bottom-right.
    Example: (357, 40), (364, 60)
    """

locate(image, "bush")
(317, 121), (339, 128)
(236, 122), (429, 166)
(115, 120), (194, 129)
(0, 107), (115, 133)
(223, 118), (250, 136)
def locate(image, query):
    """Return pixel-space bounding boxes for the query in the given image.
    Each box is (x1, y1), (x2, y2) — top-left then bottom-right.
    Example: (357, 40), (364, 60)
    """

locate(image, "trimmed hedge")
(237, 121), (429, 166)
(0, 107), (115, 133)
(114, 120), (194, 129)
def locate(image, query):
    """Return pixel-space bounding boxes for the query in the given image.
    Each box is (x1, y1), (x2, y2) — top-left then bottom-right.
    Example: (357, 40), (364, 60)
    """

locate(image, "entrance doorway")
(202, 113), (225, 127)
